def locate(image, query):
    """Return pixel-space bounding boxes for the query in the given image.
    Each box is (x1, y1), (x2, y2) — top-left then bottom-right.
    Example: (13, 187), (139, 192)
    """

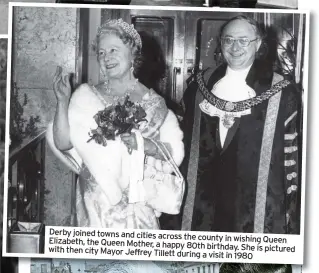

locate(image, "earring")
(100, 66), (106, 77)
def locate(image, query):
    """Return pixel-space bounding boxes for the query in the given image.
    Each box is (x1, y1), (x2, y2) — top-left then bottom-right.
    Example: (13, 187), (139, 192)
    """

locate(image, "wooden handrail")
(9, 129), (46, 164)
(7, 128), (46, 225)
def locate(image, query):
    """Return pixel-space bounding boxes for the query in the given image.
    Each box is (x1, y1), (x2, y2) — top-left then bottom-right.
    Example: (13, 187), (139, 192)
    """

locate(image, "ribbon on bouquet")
(127, 130), (145, 204)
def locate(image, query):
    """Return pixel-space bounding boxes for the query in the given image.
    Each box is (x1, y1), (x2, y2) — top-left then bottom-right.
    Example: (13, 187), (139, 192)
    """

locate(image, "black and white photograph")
(2, 4), (308, 261)
(22, 259), (302, 273)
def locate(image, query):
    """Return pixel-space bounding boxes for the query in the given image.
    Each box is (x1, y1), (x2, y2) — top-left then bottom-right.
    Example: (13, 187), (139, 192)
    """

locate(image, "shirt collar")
(225, 64), (253, 80)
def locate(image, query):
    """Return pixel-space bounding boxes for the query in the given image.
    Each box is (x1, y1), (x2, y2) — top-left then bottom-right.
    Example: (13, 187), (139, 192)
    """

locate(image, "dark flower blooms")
(87, 95), (147, 146)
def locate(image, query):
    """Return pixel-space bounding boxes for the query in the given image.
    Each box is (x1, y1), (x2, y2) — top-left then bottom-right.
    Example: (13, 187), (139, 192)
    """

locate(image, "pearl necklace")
(96, 78), (139, 106)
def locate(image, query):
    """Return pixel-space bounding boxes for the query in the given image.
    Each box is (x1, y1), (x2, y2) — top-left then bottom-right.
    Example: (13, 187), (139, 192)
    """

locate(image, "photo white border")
(300, 6), (310, 270)
(18, 258), (31, 273)
(2, 3), (310, 265)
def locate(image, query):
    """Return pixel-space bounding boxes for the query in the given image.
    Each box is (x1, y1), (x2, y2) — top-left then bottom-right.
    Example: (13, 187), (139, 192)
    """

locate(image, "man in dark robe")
(181, 15), (301, 234)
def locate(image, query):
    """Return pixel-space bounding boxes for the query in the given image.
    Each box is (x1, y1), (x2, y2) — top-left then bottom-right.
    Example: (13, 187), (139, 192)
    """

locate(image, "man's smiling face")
(221, 19), (262, 70)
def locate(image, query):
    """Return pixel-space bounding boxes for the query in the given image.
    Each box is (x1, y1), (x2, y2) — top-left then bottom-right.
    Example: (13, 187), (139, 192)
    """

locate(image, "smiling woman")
(46, 19), (185, 230)
(92, 20), (142, 84)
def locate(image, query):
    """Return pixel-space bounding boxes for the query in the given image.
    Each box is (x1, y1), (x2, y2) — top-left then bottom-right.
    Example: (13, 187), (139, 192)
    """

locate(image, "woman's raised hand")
(53, 66), (71, 104)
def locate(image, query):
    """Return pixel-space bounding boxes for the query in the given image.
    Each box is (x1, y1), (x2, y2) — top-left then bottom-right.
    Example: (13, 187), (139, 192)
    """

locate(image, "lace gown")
(46, 83), (185, 229)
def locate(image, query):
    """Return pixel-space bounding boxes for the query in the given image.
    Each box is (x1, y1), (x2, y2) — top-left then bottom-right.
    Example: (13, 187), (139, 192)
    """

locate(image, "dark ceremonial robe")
(181, 60), (301, 234)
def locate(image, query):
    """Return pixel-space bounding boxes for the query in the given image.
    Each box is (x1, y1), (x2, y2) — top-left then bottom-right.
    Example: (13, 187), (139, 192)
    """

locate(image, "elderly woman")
(46, 19), (185, 229)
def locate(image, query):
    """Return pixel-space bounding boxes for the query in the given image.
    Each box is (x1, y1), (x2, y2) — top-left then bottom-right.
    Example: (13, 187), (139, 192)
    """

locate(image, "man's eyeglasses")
(221, 37), (259, 47)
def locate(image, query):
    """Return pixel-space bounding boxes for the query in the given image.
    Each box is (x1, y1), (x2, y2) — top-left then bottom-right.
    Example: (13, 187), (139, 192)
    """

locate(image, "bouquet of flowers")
(87, 95), (147, 146)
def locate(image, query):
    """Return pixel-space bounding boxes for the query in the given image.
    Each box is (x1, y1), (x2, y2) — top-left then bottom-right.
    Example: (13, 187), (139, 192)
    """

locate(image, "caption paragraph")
(44, 226), (299, 263)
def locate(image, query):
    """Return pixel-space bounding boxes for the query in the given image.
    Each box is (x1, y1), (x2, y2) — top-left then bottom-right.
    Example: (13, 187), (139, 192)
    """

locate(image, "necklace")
(196, 71), (290, 129)
(220, 88), (255, 129)
(196, 71), (290, 112)
(221, 113), (235, 129)
(95, 78), (139, 106)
